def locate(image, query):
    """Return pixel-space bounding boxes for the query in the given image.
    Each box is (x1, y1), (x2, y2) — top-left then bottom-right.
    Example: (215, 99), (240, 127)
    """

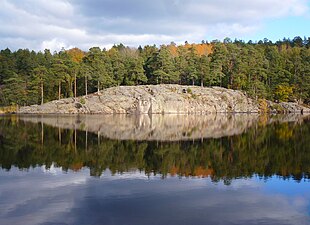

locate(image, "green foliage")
(0, 105), (17, 113)
(150, 45), (179, 84)
(79, 98), (86, 104)
(0, 37), (310, 106)
(274, 84), (294, 102)
(209, 43), (227, 86)
(258, 99), (269, 113)
(270, 103), (285, 113)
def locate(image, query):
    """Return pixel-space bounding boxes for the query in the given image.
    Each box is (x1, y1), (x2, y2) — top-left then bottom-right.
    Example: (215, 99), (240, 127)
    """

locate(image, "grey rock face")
(266, 101), (310, 114)
(18, 85), (259, 114)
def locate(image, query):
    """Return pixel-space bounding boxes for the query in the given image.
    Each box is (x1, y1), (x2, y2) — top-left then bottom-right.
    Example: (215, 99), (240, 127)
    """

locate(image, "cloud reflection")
(0, 168), (309, 225)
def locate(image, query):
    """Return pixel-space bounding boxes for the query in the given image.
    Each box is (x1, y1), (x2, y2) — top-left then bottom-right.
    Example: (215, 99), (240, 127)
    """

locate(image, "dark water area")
(0, 114), (309, 225)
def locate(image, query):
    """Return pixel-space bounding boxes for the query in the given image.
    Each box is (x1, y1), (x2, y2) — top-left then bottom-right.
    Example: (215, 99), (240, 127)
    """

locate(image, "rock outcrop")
(267, 101), (310, 114)
(17, 84), (310, 114)
(18, 85), (259, 114)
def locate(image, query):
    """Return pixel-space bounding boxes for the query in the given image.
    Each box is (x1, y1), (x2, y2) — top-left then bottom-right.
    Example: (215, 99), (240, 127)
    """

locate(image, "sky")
(0, 0), (309, 52)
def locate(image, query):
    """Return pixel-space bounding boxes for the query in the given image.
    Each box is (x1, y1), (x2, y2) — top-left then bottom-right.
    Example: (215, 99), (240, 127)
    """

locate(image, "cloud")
(0, 0), (309, 51)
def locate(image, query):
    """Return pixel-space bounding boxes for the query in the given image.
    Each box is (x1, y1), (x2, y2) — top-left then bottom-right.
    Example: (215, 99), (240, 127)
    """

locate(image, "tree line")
(0, 36), (310, 106)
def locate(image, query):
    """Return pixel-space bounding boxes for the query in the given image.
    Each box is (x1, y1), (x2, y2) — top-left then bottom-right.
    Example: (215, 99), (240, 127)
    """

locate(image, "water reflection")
(0, 168), (309, 225)
(0, 114), (310, 225)
(0, 114), (309, 180)
(17, 113), (308, 141)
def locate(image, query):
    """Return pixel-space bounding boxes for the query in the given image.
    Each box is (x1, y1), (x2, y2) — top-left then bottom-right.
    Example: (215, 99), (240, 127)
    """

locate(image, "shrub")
(258, 99), (268, 113)
(79, 98), (86, 105)
(274, 84), (293, 102)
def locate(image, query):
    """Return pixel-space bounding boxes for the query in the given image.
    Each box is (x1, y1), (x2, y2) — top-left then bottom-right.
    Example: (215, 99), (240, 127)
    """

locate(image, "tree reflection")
(0, 115), (309, 182)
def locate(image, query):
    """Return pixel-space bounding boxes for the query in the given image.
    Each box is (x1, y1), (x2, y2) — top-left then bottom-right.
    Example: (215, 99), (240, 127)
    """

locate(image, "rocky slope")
(18, 84), (310, 114)
(18, 85), (259, 114)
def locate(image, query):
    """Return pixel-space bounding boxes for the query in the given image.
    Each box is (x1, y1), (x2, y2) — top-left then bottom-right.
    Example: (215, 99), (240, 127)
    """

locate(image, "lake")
(0, 114), (309, 225)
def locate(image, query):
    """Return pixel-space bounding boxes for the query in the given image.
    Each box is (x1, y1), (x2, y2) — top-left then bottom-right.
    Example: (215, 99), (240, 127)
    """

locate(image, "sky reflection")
(0, 167), (309, 225)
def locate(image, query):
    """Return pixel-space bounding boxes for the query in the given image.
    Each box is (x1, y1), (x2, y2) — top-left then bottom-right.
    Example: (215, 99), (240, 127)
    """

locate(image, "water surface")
(0, 114), (309, 225)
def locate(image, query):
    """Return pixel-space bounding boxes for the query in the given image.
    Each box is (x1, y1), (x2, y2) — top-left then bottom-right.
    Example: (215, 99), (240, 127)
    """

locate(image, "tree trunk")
(58, 80), (61, 100)
(58, 127), (61, 144)
(74, 127), (77, 153)
(85, 129), (88, 152)
(97, 80), (100, 93)
(85, 75), (88, 96)
(74, 73), (77, 99)
(229, 73), (234, 87)
(69, 80), (73, 97)
(41, 121), (44, 146)
(41, 80), (44, 105)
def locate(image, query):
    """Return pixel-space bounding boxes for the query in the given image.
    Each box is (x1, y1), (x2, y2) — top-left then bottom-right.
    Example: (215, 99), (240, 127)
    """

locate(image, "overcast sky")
(0, 0), (309, 51)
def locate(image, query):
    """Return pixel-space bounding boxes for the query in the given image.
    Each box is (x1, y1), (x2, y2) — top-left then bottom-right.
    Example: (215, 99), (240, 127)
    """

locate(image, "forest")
(0, 36), (309, 107)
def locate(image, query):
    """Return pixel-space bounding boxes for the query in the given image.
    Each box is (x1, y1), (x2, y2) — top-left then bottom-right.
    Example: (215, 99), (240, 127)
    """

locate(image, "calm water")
(0, 114), (309, 225)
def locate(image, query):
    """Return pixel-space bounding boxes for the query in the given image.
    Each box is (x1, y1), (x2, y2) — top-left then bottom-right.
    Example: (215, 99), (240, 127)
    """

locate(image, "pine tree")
(32, 66), (48, 105)
(209, 43), (227, 86)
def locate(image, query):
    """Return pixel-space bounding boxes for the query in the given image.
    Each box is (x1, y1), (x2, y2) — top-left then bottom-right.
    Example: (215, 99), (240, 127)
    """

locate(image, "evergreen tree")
(151, 46), (179, 84)
(125, 56), (147, 85)
(197, 55), (210, 87)
(51, 58), (69, 100)
(108, 48), (126, 86)
(1, 72), (27, 106)
(186, 46), (199, 85)
(31, 66), (48, 105)
(209, 43), (227, 86)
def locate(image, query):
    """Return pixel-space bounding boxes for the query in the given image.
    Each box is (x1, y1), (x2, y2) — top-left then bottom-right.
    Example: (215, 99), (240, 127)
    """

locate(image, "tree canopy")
(1, 37), (310, 106)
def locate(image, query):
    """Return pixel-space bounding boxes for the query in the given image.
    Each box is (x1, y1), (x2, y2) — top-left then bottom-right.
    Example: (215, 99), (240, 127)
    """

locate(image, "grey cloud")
(73, 0), (178, 20)
(0, 0), (308, 51)
(73, 0), (308, 29)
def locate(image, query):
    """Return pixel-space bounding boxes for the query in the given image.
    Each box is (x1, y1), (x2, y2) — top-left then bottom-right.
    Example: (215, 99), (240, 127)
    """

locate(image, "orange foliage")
(170, 165), (213, 177)
(70, 162), (84, 171)
(169, 166), (179, 176)
(194, 166), (213, 177)
(66, 47), (85, 63)
(167, 44), (178, 57)
(194, 44), (213, 56)
(172, 43), (213, 56)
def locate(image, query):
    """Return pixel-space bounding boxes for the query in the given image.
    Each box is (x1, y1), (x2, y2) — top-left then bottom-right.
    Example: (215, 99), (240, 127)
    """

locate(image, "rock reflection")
(17, 113), (309, 141)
